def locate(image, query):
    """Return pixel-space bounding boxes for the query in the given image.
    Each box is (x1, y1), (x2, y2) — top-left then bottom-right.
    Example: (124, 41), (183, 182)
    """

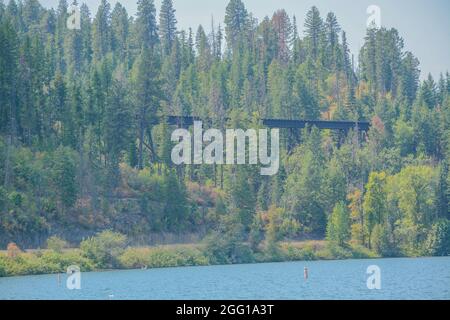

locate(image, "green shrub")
(118, 248), (150, 269)
(41, 250), (94, 272)
(284, 245), (317, 261)
(119, 247), (209, 269)
(146, 249), (180, 268)
(173, 248), (209, 267)
(370, 224), (398, 256)
(0, 257), (6, 277)
(425, 219), (450, 256)
(350, 244), (379, 259)
(316, 243), (353, 260)
(80, 231), (127, 268)
(0, 250), (95, 277)
(203, 231), (255, 265)
(0, 255), (54, 276)
(46, 236), (69, 253)
(8, 191), (24, 207)
(204, 234), (231, 265)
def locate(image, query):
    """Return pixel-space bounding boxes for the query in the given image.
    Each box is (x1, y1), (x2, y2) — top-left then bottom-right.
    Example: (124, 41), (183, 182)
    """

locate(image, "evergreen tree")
(0, 19), (18, 137)
(92, 0), (112, 60)
(136, 0), (158, 50)
(104, 67), (132, 191)
(64, 1), (83, 73)
(111, 2), (129, 61)
(159, 0), (177, 56)
(324, 12), (340, 70)
(399, 51), (420, 107)
(229, 166), (256, 231)
(0, 1), (5, 20)
(51, 146), (78, 210)
(419, 74), (438, 109)
(80, 3), (92, 64)
(131, 47), (162, 169)
(304, 6), (323, 61)
(284, 128), (326, 235)
(224, 0), (248, 51)
(341, 31), (353, 85)
(163, 169), (188, 231)
(195, 25), (211, 71)
(271, 9), (292, 64)
(54, 0), (68, 72)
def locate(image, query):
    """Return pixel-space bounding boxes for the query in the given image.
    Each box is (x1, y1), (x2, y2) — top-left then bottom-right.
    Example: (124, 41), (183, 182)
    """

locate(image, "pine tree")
(344, 83), (358, 120)
(131, 47), (162, 169)
(111, 2), (129, 61)
(161, 37), (181, 110)
(360, 27), (377, 95)
(174, 65), (197, 116)
(159, 0), (177, 56)
(0, 1), (5, 20)
(64, 1), (83, 73)
(55, 0), (68, 72)
(438, 73), (446, 106)
(324, 12), (340, 70)
(136, 0), (158, 50)
(104, 67), (132, 191)
(195, 25), (211, 71)
(92, 0), (112, 60)
(304, 6), (323, 61)
(0, 19), (18, 136)
(80, 3), (92, 64)
(399, 51), (420, 107)
(294, 68), (321, 120)
(163, 169), (188, 231)
(341, 31), (353, 86)
(211, 19), (223, 60)
(271, 9), (292, 64)
(21, 0), (42, 29)
(229, 166), (256, 231)
(0, 19), (18, 189)
(420, 74), (438, 109)
(224, 0), (248, 51)
(52, 146), (78, 210)
(284, 128), (327, 235)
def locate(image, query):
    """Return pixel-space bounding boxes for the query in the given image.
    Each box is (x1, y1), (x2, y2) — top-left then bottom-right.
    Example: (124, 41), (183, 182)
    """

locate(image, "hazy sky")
(38, 0), (450, 80)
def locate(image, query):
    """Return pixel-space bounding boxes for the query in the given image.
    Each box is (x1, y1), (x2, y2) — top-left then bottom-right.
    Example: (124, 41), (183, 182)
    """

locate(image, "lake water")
(0, 257), (449, 300)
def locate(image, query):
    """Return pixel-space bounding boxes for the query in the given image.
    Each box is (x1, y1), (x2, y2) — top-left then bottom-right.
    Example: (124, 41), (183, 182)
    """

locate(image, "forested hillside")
(0, 0), (449, 258)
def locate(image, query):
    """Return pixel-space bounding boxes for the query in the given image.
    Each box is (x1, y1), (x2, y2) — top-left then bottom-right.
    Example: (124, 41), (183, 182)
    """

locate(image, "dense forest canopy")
(0, 0), (449, 258)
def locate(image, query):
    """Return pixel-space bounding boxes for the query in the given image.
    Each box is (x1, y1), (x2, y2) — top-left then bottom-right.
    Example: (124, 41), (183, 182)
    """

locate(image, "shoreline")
(3, 255), (447, 279)
(3, 240), (442, 279)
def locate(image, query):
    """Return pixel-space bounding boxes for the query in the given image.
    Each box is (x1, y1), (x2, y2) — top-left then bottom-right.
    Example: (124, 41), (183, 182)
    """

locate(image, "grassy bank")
(0, 236), (379, 278)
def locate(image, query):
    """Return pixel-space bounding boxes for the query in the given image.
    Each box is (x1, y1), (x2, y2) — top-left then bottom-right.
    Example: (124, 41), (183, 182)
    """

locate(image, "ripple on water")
(0, 257), (449, 300)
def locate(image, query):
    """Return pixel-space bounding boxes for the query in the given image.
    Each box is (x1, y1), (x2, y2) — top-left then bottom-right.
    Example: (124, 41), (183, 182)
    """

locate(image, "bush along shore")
(0, 230), (421, 278)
